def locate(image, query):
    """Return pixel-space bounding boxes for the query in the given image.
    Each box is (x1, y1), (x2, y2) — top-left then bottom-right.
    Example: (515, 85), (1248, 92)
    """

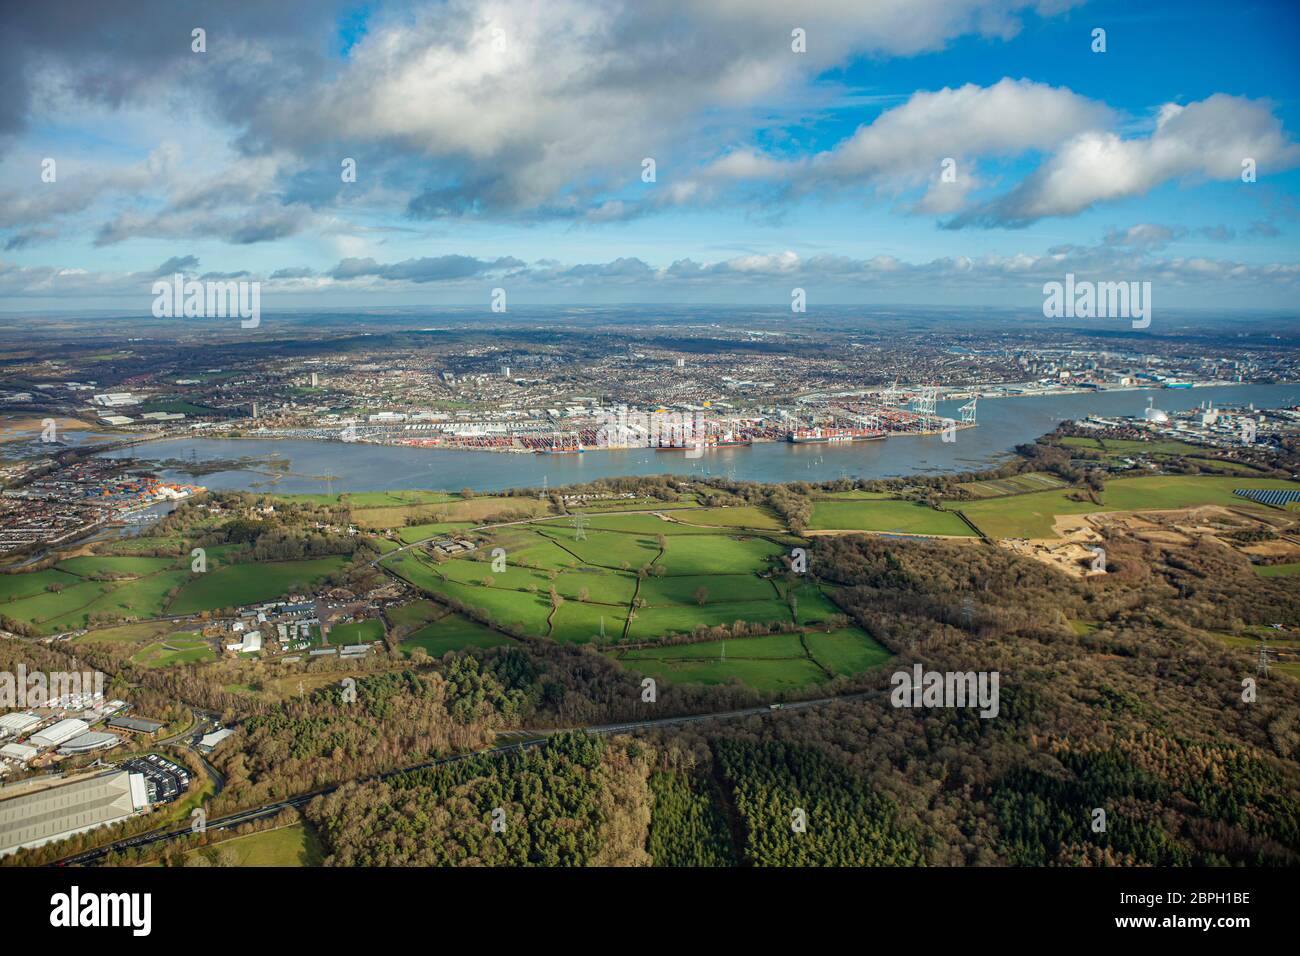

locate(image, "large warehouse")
(0, 712), (40, 738)
(28, 718), (89, 749)
(0, 769), (149, 857)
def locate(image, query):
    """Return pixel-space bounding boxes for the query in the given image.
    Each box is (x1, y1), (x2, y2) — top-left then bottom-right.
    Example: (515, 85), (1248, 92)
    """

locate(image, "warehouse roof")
(0, 712), (40, 734)
(57, 732), (121, 755)
(107, 715), (165, 734)
(0, 770), (148, 856)
(30, 718), (89, 748)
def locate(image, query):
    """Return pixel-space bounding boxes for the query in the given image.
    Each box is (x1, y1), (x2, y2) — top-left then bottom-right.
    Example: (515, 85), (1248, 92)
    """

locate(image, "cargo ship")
(655, 435), (753, 451)
(537, 443), (584, 454)
(786, 427), (885, 444)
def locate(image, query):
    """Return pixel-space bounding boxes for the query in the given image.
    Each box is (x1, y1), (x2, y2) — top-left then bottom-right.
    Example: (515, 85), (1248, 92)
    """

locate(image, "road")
(52, 689), (880, 866)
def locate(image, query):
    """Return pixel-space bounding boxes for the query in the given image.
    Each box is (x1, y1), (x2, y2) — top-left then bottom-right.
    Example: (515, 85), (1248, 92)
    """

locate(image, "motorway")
(52, 690), (878, 866)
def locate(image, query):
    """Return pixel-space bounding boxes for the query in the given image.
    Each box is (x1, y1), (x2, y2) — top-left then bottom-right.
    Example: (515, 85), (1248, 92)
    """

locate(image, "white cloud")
(954, 94), (1300, 226)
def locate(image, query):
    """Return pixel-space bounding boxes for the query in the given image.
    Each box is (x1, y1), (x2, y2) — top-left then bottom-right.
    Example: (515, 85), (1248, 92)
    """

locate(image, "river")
(97, 384), (1300, 494)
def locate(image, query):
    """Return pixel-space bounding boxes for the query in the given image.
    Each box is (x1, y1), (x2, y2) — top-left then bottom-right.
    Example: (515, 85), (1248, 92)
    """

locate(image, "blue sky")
(1, 0), (1298, 311)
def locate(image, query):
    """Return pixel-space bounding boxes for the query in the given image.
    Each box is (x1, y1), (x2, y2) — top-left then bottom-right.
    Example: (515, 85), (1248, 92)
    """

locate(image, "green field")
(955, 472), (1068, 499)
(131, 633), (216, 668)
(0, 568), (83, 602)
(812, 490), (894, 500)
(804, 627), (893, 676)
(2, 550), (355, 634)
(401, 614), (513, 657)
(673, 506), (785, 530)
(1257, 562), (1300, 577)
(74, 621), (215, 666)
(536, 526), (662, 569)
(180, 823), (323, 866)
(656, 534), (784, 575)
(580, 513), (721, 536)
(327, 617), (385, 645)
(780, 582), (843, 625)
(637, 573), (776, 606)
(0, 557), (192, 633)
(396, 521), (476, 544)
(75, 621), (173, 645)
(550, 600), (629, 643)
(54, 555), (178, 576)
(385, 599), (445, 629)
(45, 571), (190, 632)
(412, 575), (554, 637)
(1059, 436), (1206, 457)
(571, 496), (700, 513)
(808, 499), (975, 536)
(382, 521), (836, 650)
(168, 555), (349, 615)
(952, 475), (1300, 539)
(627, 601), (793, 640)
(611, 626), (889, 692)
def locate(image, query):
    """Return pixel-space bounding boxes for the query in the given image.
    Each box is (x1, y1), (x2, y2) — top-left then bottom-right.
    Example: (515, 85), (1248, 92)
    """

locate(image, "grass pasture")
(536, 526), (662, 569)
(327, 618), (385, 645)
(1257, 562), (1300, 577)
(672, 506), (785, 530)
(131, 633), (216, 668)
(656, 534), (783, 575)
(385, 599), (445, 630)
(401, 615), (512, 657)
(382, 522), (818, 648)
(0, 568), (83, 602)
(804, 627), (892, 677)
(627, 601), (792, 640)
(181, 823), (323, 867)
(955, 472), (1068, 499)
(637, 573), (776, 606)
(953, 475), (1300, 539)
(808, 499), (975, 536)
(396, 521), (475, 544)
(168, 555), (349, 615)
(579, 513), (719, 536)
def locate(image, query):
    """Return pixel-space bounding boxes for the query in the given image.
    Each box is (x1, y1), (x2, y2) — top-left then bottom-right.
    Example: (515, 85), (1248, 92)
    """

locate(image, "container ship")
(537, 442), (584, 454)
(786, 427), (885, 444)
(655, 434), (753, 451)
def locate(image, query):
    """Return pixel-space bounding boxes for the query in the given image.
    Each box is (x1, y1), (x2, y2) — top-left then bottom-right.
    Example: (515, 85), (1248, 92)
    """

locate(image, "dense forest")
(296, 522), (1300, 866)
(304, 733), (651, 866)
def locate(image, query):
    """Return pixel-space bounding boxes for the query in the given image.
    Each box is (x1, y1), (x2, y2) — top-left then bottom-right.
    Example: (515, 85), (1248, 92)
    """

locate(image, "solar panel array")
(1234, 488), (1300, 506)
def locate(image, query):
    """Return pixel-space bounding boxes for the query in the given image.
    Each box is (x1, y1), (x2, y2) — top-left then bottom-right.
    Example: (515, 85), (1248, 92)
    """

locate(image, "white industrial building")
(0, 712), (40, 738)
(198, 727), (235, 751)
(0, 770), (149, 857)
(225, 630), (263, 653)
(91, 392), (139, 407)
(0, 743), (38, 765)
(57, 732), (121, 755)
(29, 718), (89, 749)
